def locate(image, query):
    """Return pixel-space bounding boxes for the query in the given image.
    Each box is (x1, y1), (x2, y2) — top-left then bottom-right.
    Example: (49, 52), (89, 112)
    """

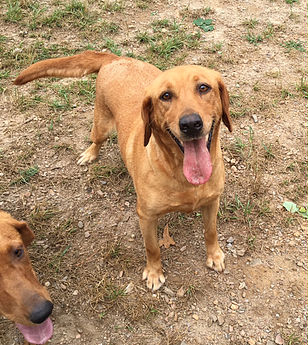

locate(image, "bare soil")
(0, 0), (307, 344)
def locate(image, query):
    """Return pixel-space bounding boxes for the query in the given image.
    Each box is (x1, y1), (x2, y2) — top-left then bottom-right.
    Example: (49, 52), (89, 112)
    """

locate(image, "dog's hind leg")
(78, 100), (115, 165)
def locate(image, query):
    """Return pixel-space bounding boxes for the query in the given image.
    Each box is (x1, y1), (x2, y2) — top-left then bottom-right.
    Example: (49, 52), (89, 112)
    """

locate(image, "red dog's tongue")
(183, 137), (212, 185)
(16, 318), (53, 345)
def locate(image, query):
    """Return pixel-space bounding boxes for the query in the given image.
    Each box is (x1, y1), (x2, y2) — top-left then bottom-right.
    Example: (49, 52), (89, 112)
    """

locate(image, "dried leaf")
(159, 224), (175, 249)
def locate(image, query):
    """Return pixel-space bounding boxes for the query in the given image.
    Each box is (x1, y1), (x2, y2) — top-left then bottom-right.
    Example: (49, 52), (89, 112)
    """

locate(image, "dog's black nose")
(30, 300), (53, 324)
(179, 114), (203, 137)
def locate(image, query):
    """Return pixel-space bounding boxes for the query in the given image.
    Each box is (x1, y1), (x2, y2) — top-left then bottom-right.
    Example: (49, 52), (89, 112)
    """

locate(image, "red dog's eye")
(14, 248), (24, 259)
(198, 83), (211, 94)
(160, 92), (172, 101)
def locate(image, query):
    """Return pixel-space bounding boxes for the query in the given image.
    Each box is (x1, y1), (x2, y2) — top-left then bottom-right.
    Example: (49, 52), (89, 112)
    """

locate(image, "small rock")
(84, 231), (90, 238)
(124, 282), (134, 294)
(45, 281), (51, 287)
(211, 314), (218, 322)
(60, 284), (67, 290)
(250, 258), (262, 267)
(239, 282), (247, 290)
(237, 248), (246, 256)
(180, 245), (186, 252)
(275, 334), (284, 345)
(75, 334), (81, 339)
(192, 314), (199, 321)
(230, 303), (239, 310)
(296, 261), (303, 267)
(164, 287), (174, 296)
(248, 339), (256, 345)
(217, 315), (225, 326)
(227, 237), (234, 244)
(266, 341), (275, 345)
(251, 114), (258, 123)
(231, 165), (238, 172)
(73, 290), (79, 296)
(78, 221), (84, 229)
(177, 286), (185, 297)
(240, 330), (245, 336)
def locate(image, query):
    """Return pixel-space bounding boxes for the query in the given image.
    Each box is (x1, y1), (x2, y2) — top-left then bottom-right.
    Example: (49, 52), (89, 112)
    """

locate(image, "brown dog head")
(0, 211), (53, 344)
(141, 65), (232, 185)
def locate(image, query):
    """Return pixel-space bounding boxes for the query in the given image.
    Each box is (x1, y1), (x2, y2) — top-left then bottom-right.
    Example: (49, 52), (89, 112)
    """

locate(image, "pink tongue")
(183, 137), (212, 185)
(16, 318), (53, 344)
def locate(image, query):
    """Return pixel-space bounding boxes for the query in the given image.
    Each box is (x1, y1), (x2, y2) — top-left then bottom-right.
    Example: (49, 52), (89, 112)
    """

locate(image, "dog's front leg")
(201, 198), (225, 272)
(138, 214), (165, 290)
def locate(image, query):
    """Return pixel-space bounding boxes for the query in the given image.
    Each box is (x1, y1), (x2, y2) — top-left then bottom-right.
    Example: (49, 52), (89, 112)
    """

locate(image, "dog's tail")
(14, 50), (121, 85)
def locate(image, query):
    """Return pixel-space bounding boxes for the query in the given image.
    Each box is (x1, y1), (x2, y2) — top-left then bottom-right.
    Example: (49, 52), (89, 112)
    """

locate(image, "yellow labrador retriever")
(15, 51), (233, 290)
(0, 211), (53, 344)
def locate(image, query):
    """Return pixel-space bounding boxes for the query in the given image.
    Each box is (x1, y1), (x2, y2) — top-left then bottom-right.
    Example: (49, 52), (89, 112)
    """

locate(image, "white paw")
(142, 267), (165, 291)
(206, 247), (225, 272)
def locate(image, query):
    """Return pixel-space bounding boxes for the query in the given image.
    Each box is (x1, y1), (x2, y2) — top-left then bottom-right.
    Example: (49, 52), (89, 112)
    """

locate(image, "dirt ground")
(0, 0), (307, 344)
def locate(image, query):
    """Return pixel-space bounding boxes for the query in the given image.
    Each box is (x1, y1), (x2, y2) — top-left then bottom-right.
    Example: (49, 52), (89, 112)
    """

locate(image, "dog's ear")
(12, 220), (35, 247)
(218, 79), (233, 132)
(141, 96), (153, 146)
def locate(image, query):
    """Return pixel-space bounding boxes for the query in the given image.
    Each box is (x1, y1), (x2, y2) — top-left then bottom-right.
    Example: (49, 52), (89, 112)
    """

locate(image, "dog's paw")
(206, 247), (225, 272)
(142, 266), (165, 291)
(77, 144), (99, 165)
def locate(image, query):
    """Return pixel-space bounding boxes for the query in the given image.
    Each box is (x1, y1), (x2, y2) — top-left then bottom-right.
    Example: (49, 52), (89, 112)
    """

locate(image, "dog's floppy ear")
(141, 96), (153, 146)
(218, 79), (233, 132)
(12, 220), (35, 247)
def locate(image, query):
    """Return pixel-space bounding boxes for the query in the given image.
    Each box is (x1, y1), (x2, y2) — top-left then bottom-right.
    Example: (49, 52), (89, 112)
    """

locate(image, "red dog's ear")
(13, 220), (35, 247)
(141, 96), (153, 146)
(218, 80), (233, 132)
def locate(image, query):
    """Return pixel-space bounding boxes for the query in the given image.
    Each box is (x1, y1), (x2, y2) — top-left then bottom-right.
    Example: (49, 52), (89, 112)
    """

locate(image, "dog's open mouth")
(167, 121), (215, 185)
(16, 318), (53, 344)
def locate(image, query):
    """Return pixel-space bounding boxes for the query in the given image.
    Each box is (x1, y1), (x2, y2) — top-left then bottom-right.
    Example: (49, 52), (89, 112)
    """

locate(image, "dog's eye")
(14, 247), (24, 259)
(160, 92), (172, 101)
(198, 84), (211, 94)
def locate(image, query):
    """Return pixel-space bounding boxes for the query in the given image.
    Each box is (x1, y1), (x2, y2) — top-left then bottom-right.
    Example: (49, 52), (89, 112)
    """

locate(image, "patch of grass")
(243, 18), (259, 29)
(11, 165), (39, 185)
(103, 38), (122, 56)
(245, 32), (263, 45)
(297, 76), (308, 98)
(4, 0), (24, 23)
(262, 142), (276, 159)
(285, 0), (298, 3)
(282, 40), (305, 52)
(41, 0), (96, 29)
(101, 20), (120, 34)
(136, 0), (150, 9)
(135, 18), (201, 69)
(102, 0), (124, 12)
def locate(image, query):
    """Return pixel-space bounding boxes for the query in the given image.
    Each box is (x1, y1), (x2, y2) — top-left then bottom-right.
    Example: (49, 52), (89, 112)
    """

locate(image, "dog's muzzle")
(167, 120), (215, 153)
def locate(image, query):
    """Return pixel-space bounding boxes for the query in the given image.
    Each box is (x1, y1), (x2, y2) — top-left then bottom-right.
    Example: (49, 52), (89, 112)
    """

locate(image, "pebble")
(250, 258), (262, 267)
(180, 245), (186, 252)
(192, 314), (199, 321)
(251, 114), (258, 123)
(266, 341), (275, 345)
(177, 286), (185, 297)
(217, 315), (225, 326)
(248, 339), (256, 345)
(84, 231), (90, 238)
(164, 287), (174, 296)
(45, 281), (51, 287)
(230, 303), (239, 310)
(227, 237), (234, 244)
(60, 284), (67, 290)
(78, 221), (84, 229)
(275, 334), (284, 345)
(124, 282), (134, 294)
(237, 248), (246, 256)
(239, 282), (247, 290)
(73, 290), (78, 296)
